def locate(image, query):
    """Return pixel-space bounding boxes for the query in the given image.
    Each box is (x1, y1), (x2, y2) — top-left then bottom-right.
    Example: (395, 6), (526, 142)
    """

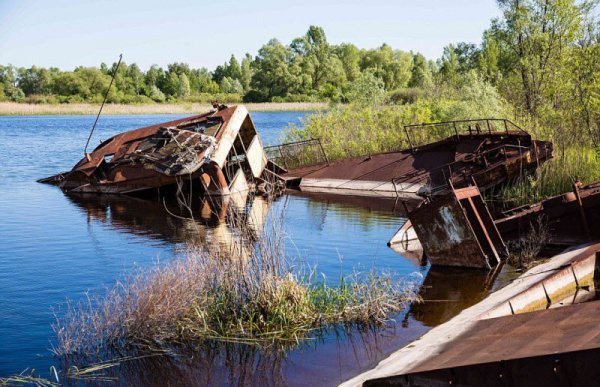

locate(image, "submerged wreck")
(393, 179), (600, 269)
(274, 119), (552, 200)
(40, 114), (551, 206)
(39, 105), (273, 197)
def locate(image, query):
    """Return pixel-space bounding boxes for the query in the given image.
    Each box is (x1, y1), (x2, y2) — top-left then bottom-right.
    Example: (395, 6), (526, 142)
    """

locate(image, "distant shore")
(0, 102), (328, 116)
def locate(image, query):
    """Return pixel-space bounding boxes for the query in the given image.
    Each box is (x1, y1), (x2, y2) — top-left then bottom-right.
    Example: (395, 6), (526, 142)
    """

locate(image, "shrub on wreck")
(498, 147), (600, 206)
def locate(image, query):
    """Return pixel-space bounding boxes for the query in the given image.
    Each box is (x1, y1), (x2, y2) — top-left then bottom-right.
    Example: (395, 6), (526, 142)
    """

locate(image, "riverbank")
(0, 102), (327, 115)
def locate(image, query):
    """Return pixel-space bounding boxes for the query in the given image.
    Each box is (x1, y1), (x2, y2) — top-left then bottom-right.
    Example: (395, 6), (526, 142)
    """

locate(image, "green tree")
(454, 42), (480, 72)
(335, 43), (361, 82)
(145, 65), (164, 91)
(178, 73), (191, 97)
(494, 0), (584, 115)
(409, 53), (434, 88)
(220, 76), (244, 94)
(163, 71), (181, 97)
(290, 26), (338, 91)
(359, 44), (412, 90)
(128, 63), (145, 96)
(194, 68), (219, 93)
(17, 66), (52, 95)
(0, 65), (25, 101)
(478, 31), (501, 83)
(345, 70), (386, 105)
(251, 38), (294, 99)
(240, 53), (253, 92)
(149, 85), (166, 102)
(439, 44), (459, 82)
(566, 9), (600, 142)
(227, 55), (242, 80)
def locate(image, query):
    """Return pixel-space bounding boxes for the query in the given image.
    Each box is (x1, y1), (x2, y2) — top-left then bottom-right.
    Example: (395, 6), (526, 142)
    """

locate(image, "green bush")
(271, 94), (323, 103)
(25, 94), (60, 104)
(345, 70), (386, 105)
(286, 74), (510, 161)
(243, 89), (268, 103)
(119, 95), (155, 104)
(388, 88), (425, 104)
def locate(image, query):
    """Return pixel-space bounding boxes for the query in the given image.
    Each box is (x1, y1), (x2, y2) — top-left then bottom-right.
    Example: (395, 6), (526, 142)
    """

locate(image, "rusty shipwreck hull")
(496, 180), (600, 246)
(392, 180), (600, 269)
(272, 119), (552, 199)
(408, 185), (508, 269)
(39, 105), (270, 196)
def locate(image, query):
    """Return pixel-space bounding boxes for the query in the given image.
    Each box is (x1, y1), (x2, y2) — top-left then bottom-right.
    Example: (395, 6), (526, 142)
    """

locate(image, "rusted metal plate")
(409, 185), (507, 269)
(496, 180), (600, 245)
(281, 123), (552, 199)
(367, 300), (600, 387)
(410, 194), (492, 269)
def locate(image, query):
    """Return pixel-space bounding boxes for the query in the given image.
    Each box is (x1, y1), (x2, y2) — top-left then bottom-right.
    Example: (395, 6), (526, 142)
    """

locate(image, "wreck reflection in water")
(65, 191), (269, 254)
(56, 191), (518, 386)
(408, 266), (518, 327)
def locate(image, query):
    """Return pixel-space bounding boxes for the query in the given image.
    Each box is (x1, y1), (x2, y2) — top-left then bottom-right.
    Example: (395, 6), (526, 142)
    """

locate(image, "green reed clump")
(497, 147), (600, 206)
(53, 215), (420, 356)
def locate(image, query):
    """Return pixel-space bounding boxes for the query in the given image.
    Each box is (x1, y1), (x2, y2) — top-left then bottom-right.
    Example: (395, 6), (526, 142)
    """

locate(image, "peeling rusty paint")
(408, 185), (507, 269)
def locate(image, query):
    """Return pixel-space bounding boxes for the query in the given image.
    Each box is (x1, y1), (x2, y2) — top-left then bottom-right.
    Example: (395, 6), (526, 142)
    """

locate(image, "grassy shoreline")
(0, 101), (327, 116)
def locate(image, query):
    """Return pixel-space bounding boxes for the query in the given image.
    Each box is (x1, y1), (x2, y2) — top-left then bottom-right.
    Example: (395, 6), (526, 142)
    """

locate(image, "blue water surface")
(0, 111), (425, 381)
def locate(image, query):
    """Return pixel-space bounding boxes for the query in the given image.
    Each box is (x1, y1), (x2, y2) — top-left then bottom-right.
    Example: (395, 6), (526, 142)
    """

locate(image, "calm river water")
(0, 112), (508, 385)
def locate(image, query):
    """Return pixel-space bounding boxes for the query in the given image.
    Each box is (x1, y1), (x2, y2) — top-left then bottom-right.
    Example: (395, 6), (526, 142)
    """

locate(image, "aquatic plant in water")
(52, 206), (421, 358)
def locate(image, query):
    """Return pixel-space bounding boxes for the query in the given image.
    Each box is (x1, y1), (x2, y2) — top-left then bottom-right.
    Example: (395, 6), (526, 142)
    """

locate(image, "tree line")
(0, 25), (438, 105)
(1, 0), (599, 145)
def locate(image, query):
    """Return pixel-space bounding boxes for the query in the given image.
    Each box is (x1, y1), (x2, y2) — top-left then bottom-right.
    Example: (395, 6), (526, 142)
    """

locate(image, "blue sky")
(0, 0), (501, 70)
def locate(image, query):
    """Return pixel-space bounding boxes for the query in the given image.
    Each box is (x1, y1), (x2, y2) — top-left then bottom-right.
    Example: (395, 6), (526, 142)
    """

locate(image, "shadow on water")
(407, 266), (517, 327)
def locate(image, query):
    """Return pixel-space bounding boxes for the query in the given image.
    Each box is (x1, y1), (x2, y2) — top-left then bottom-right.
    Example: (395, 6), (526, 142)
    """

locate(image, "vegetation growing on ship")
(284, 72), (509, 160)
(2, 0), (599, 203)
(286, 0), (600, 204)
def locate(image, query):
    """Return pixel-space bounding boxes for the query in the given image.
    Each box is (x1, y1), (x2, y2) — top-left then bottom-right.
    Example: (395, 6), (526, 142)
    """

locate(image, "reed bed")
(52, 209), (420, 357)
(497, 147), (600, 206)
(0, 102), (326, 116)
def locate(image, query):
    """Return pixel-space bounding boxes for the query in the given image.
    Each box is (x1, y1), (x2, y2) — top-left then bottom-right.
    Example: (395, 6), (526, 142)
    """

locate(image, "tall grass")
(497, 147), (600, 206)
(52, 209), (420, 357)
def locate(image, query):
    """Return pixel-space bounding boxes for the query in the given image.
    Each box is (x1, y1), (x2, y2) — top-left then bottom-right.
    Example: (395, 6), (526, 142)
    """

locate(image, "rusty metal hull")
(496, 180), (600, 246)
(409, 186), (507, 269)
(344, 243), (600, 387)
(367, 301), (600, 387)
(281, 130), (552, 199)
(39, 105), (269, 196)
